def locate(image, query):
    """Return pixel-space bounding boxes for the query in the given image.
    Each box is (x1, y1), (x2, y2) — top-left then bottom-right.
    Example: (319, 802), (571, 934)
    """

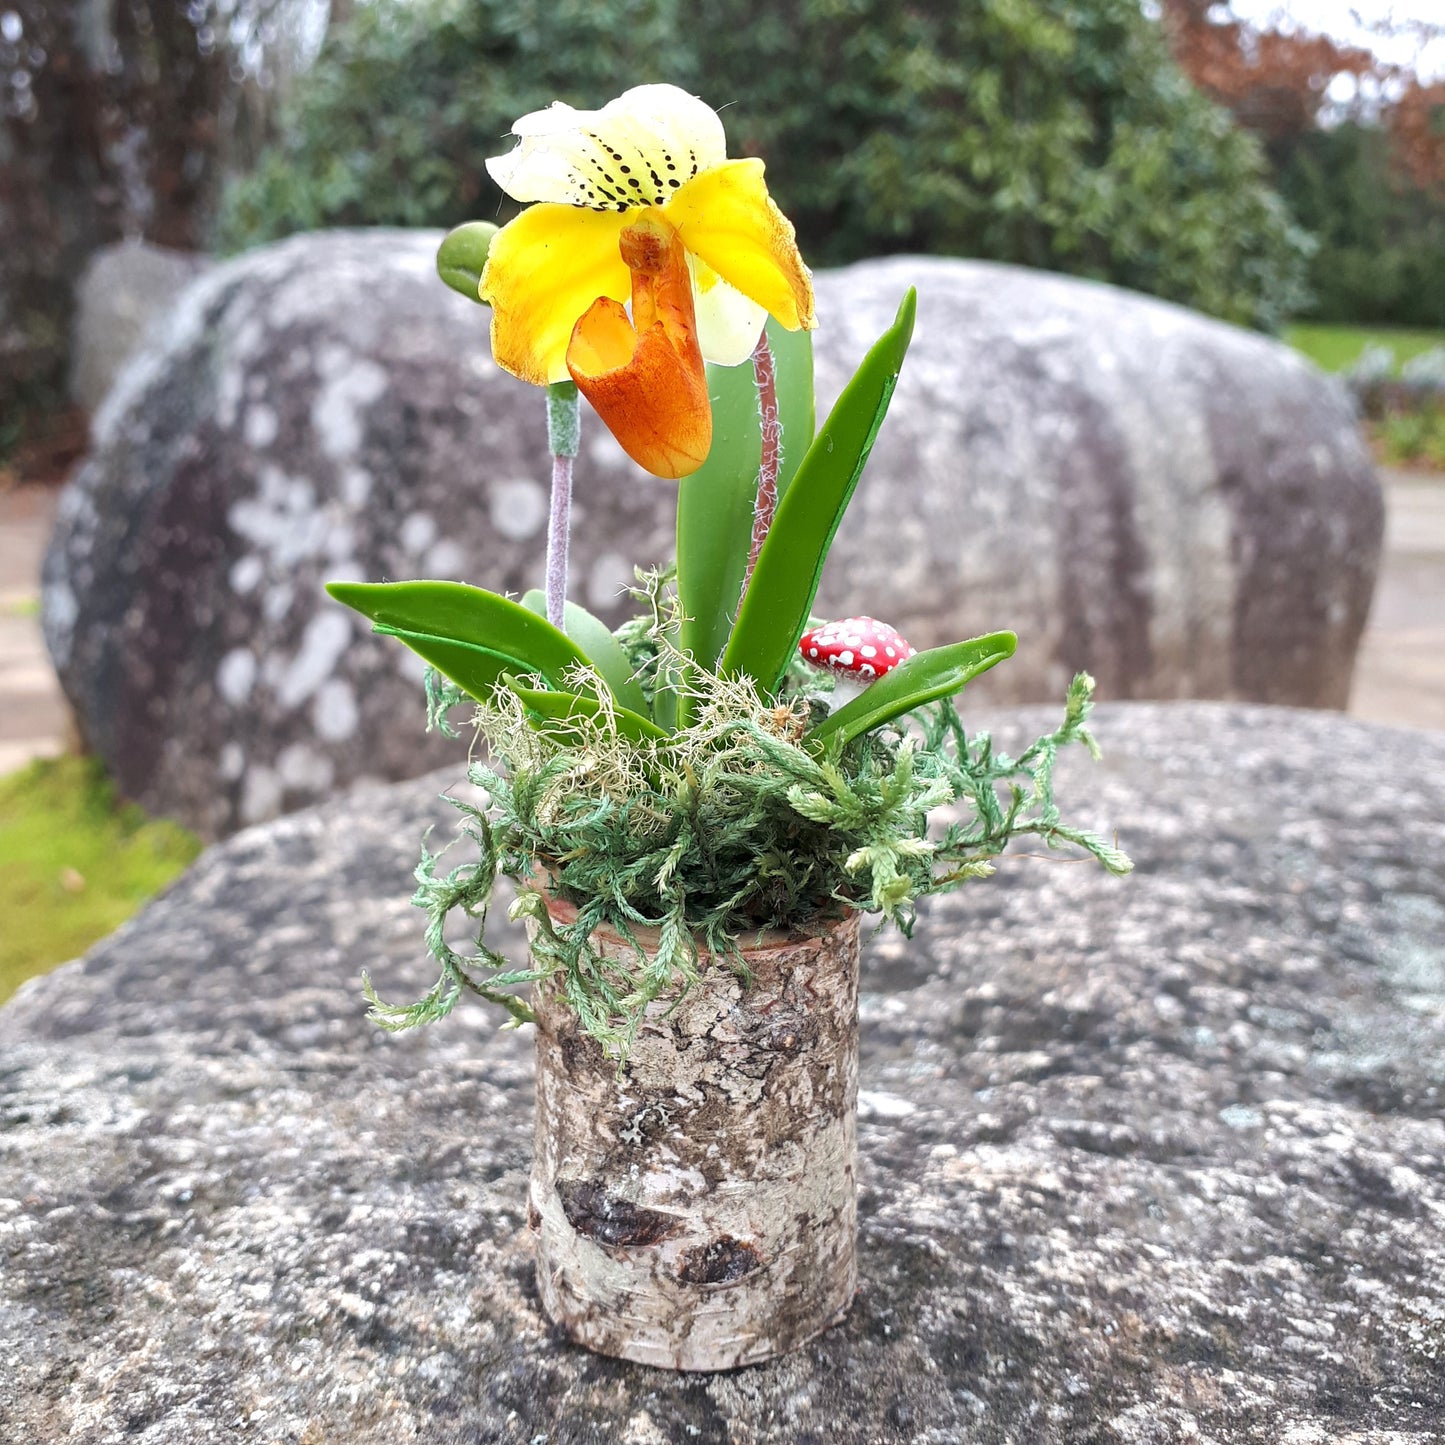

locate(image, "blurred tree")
(1390, 77), (1445, 194)
(0, 0), (312, 453)
(1161, 1), (1445, 323)
(217, 0), (695, 242)
(1274, 122), (1445, 326)
(219, 0), (1310, 331)
(1160, 0), (1375, 143)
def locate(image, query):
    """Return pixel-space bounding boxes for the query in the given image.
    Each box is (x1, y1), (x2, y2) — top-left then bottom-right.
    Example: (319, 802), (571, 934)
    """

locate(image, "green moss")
(0, 757), (202, 1006)
(1284, 325), (1445, 375)
(377, 666), (1129, 1056)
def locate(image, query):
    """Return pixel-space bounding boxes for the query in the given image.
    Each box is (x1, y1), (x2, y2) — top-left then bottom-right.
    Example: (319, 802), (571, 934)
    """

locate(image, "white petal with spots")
(486, 85), (726, 213)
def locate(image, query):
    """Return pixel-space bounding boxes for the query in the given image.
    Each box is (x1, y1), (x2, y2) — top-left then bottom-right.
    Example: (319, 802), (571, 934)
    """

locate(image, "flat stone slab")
(2, 703), (1443, 1442)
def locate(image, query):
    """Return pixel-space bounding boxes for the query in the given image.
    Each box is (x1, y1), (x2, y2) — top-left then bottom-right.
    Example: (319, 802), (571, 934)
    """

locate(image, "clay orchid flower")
(478, 84), (816, 480)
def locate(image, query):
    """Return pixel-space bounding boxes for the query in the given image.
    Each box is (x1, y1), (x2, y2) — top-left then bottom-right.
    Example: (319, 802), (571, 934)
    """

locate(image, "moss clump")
(370, 665), (1130, 1057)
(0, 757), (202, 1005)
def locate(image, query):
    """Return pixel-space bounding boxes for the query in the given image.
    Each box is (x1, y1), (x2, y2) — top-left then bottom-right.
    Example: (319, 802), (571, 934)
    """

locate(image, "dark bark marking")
(556, 1180), (680, 1248)
(678, 1236), (764, 1286)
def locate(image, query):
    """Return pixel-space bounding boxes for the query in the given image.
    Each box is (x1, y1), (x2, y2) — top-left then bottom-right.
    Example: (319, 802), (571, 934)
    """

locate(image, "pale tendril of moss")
(367, 634), (1131, 1058)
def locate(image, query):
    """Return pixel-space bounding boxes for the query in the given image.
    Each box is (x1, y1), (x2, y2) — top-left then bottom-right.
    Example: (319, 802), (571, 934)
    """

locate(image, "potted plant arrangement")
(328, 85), (1129, 1372)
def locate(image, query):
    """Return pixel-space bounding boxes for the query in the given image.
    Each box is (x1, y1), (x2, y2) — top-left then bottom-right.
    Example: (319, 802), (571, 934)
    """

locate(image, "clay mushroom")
(799, 616), (916, 704)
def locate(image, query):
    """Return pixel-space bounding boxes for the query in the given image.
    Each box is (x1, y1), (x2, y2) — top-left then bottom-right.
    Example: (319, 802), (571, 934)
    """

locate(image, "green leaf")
(503, 676), (669, 746)
(676, 319), (815, 677)
(326, 580), (590, 698)
(808, 631), (1018, 752)
(521, 590), (648, 716)
(368, 626), (544, 704)
(720, 290), (917, 698)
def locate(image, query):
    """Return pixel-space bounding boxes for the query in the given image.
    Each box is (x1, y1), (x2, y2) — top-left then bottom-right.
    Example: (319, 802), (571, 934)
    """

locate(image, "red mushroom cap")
(799, 617), (916, 681)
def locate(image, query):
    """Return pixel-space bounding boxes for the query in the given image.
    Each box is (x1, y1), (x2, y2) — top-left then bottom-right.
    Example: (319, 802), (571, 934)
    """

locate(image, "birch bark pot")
(527, 902), (862, 1371)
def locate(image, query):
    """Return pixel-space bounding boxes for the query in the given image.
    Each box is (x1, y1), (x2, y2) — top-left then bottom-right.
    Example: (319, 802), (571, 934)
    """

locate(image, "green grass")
(1284, 324), (1445, 374)
(0, 756), (202, 1006)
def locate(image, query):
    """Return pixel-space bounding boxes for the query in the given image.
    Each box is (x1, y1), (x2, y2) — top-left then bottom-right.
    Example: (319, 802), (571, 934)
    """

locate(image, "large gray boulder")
(2, 703), (1442, 1443)
(42, 232), (1382, 837)
(69, 240), (213, 413)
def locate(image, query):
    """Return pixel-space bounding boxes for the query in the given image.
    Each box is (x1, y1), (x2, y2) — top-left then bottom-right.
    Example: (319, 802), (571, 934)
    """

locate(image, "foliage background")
(1161, 0), (1445, 329)
(217, 0), (1312, 331)
(1273, 123), (1445, 328)
(0, 0), (304, 448)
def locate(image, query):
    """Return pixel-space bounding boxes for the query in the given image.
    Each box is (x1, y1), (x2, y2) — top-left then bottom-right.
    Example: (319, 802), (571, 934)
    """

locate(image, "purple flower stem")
(741, 327), (781, 603)
(544, 382), (581, 630)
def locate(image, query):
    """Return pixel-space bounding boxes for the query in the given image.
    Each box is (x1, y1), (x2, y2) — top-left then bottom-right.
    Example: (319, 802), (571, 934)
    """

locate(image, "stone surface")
(2, 702), (1442, 1443)
(42, 234), (1383, 837)
(69, 240), (213, 413)
(816, 258), (1382, 712)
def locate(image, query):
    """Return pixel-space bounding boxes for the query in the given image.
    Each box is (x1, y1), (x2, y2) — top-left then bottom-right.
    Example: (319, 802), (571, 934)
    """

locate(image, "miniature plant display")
(328, 84), (1129, 1370)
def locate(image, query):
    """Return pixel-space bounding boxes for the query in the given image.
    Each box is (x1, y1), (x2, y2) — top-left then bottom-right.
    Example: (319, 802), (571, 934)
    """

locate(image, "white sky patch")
(1225, 1), (1445, 88)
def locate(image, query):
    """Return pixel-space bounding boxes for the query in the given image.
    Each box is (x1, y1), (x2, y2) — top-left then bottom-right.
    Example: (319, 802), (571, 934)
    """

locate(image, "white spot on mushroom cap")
(799, 615), (915, 677)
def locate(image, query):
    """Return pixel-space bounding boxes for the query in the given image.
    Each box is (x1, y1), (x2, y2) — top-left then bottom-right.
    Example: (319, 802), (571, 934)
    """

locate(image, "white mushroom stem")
(826, 675), (868, 711)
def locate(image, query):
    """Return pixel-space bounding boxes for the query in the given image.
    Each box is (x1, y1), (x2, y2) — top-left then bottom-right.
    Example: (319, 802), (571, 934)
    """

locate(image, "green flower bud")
(436, 222), (499, 303)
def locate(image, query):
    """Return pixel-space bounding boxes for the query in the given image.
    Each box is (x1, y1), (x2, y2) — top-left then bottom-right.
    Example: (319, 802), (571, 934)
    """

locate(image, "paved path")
(0, 485), (67, 776)
(1348, 469), (1445, 733)
(0, 471), (1441, 785)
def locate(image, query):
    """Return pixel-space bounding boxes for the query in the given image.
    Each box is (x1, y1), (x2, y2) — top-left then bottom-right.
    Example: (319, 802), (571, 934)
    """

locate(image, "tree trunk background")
(528, 905), (861, 1371)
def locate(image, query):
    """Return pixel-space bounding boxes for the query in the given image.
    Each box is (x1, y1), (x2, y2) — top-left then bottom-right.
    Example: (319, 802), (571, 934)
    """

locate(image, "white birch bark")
(528, 905), (861, 1371)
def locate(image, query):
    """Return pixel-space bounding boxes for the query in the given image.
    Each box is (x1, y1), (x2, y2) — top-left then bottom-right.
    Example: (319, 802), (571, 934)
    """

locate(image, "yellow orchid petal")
(478, 203), (634, 385)
(688, 254), (767, 367)
(664, 158), (816, 333)
(486, 84), (726, 212)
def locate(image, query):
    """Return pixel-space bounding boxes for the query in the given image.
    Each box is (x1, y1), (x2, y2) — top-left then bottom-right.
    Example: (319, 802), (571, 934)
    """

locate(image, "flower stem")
(741, 327), (781, 602)
(544, 382), (581, 630)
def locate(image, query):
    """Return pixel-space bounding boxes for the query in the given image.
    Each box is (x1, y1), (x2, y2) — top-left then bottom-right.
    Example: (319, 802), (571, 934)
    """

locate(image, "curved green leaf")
(721, 290), (917, 698)
(808, 631), (1018, 752)
(521, 590), (648, 716)
(503, 676), (668, 746)
(368, 626), (539, 703)
(326, 580), (590, 697)
(676, 320), (815, 677)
